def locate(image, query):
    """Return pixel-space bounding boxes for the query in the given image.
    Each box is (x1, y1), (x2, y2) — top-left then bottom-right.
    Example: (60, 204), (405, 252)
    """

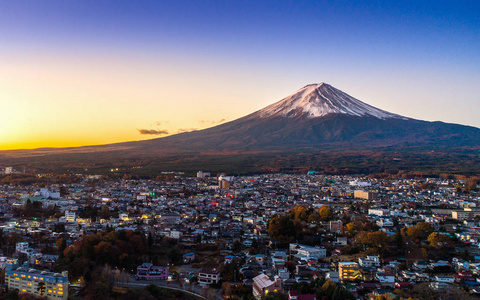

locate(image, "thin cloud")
(150, 121), (168, 126)
(177, 128), (198, 133)
(138, 129), (169, 135)
(199, 118), (226, 124)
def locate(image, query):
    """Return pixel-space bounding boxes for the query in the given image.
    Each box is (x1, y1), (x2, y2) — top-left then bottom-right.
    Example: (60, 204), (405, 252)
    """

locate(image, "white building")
(368, 209), (388, 216)
(197, 269), (220, 285)
(376, 272), (395, 285)
(376, 218), (394, 227)
(326, 271), (339, 283)
(252, 274), (282, 300)
(169, 230), (183, 240)
(290, 243), (326, 259)
(359, 256), (381, 268)
(38, 188), (60, 199)
(16, 242), (30, 254)
(65, 211), (76, 222)
(349, 180), (371, 187)
(435, 275), (455, 283)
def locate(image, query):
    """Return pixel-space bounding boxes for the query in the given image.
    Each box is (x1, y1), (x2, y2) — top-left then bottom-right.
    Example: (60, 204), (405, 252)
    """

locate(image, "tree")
(393, 230), (404, 250)
(168, 247), (182, 264)
(318, 206), (333, 221)
(466, 178), (478, 192)
(222, 282), (232, 299)
(356, 231), (389, 253)
(267, 215), (295, 242)
(56, 238), (67, 255)
(332, 286), (354, 300)
(406, 222), (433, 241)
(322, 280), (337, 297)
(264, 291), (288, 300)
(291, 205), (308, 221)
(345, 222), (356, 236)
(427, 232), (452, 248)
(233, 240), (242, 252)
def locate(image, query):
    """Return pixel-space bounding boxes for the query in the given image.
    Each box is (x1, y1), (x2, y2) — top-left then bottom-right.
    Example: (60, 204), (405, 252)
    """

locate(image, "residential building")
(290, 243), (326, 259)
(338, 262), (361, 281)
(376, 272), (395, 285)
(16, 242), (29, 254)
(65, 211), (76, 222)
(252, 273), (283, 300)
(359, 256), (381, 268)
(354, 190), (377, 200)
(160, 212), (181, 225)
(329, 220), (343, 233)
(136, 263), (168, 280)
(183, 252), (195, 264)
(197, 268), (220, 285)
(5, 264), (69, 300)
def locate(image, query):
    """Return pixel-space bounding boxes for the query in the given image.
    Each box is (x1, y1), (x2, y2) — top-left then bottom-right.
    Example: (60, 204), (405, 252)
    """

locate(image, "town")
(1, 168), (480, 300)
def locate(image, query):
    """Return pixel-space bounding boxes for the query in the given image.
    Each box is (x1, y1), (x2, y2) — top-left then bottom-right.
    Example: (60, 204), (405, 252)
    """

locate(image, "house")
(376, 217), (394, 227)
(160, 212), (181, 225)
(359, 256), (381, 268)
(278, 269), (289, 280)
(244, 240), (253, 247)
(183, 252), (195, 264)
(224, 255), (235, 264)
(326, 271), (339, 283)
(252, 273), (283, 300)
(136, 263), (169, 280)
(329, 220), (343, 233)
(435, 275), (455, 283)
(376, 272), (395, 285)
(413, 261), (428, 271)
(251, 254), (265, 265)
(290, 243), (326, 259)
(333, 237), (348, 246)
(197, 268), (220, 286)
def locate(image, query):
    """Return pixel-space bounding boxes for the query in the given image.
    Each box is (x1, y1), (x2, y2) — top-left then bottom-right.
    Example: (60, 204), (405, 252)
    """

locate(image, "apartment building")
(5, 264), (69, 300)
(338, 262), (361, 281)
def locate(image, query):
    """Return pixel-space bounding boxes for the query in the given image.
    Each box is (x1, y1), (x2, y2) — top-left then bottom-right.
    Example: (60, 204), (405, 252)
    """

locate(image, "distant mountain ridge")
(1, 83), (480, 174)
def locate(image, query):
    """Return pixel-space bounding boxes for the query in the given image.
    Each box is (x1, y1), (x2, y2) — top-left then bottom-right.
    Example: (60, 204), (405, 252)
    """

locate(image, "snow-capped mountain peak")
(255, 83), (407, 120)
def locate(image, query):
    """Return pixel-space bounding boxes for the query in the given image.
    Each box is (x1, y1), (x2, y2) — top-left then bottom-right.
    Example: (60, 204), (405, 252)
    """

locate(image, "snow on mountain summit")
(255, 83), (407, 120)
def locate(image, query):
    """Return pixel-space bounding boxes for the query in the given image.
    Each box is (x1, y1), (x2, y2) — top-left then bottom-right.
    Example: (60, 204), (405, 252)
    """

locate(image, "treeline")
(0, 174), (82, 185)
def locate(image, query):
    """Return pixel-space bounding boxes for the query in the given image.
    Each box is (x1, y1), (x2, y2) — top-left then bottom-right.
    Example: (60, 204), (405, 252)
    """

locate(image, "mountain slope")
(1, 82), (480, 174)
(135, 83), (479, 151)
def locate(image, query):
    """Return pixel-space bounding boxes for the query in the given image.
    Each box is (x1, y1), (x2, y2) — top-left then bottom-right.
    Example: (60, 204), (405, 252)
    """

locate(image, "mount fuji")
(254, 83), (406, 119)
(145, 82), (479, 150)
(2, 83), (480, 174)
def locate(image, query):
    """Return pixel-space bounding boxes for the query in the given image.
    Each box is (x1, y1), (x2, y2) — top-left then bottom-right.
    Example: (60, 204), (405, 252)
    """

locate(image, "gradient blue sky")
(1, 0), (479, 149)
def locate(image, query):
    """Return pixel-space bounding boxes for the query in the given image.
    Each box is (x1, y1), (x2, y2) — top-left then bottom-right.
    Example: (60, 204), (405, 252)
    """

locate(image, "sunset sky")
(1, 1), (479, 150)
